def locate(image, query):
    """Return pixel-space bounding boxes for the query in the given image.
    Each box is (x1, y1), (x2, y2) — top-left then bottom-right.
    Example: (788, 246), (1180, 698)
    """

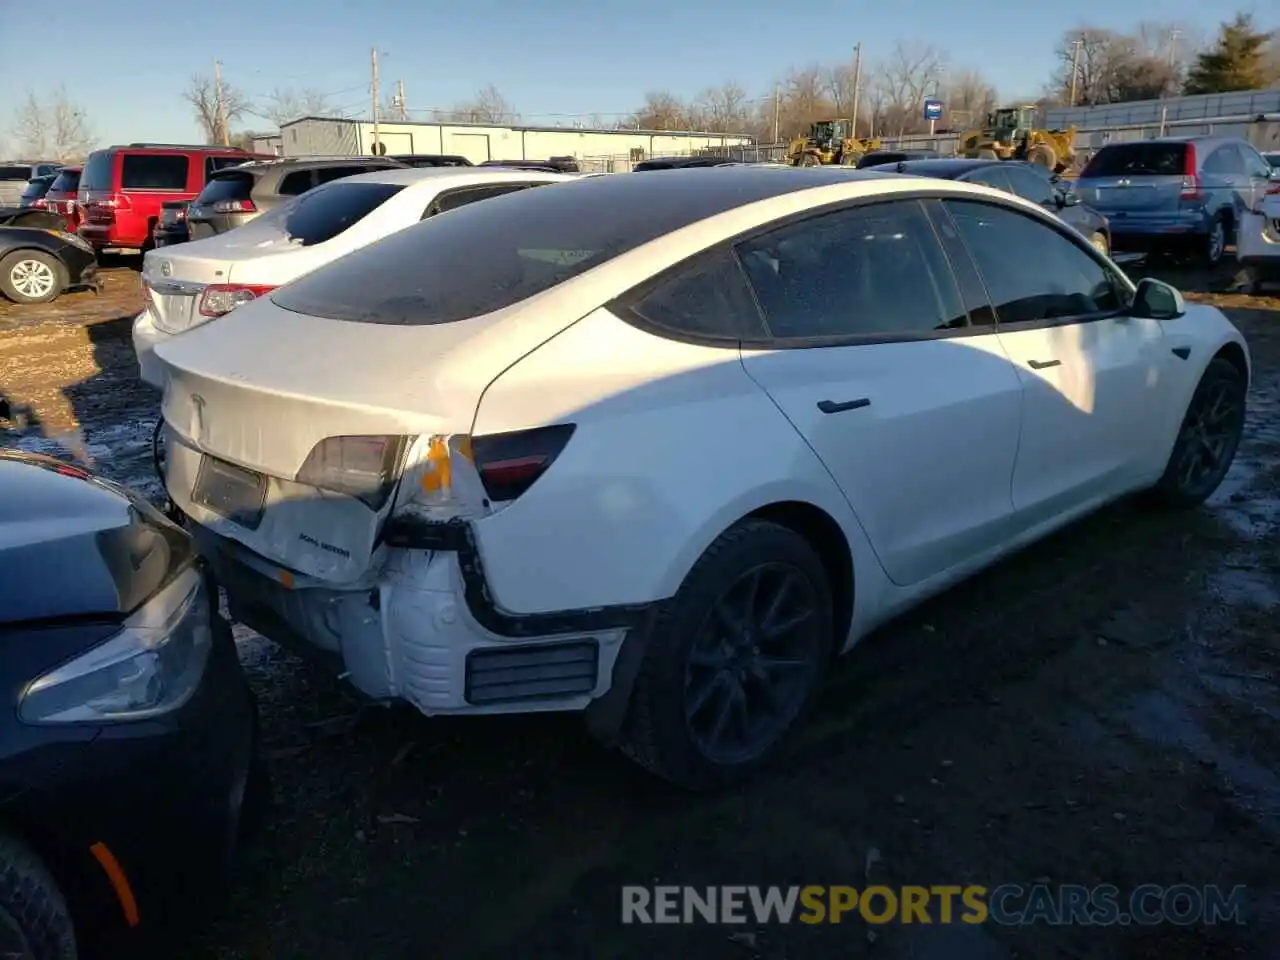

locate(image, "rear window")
(49, 169), (80, 193)
(1081, 142), (1188, 178)
(271, 172), (818, 326)
(195, 171), (255, 205)
(255, 181), (403, 246)
(0, 166), (30, 181)
(80, 151), (114, 191)
(121, 154), (190, 190)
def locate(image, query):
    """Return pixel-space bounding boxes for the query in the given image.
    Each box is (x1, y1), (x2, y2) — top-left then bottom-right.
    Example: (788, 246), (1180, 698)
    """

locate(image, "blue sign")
(923, 99), (944, 121)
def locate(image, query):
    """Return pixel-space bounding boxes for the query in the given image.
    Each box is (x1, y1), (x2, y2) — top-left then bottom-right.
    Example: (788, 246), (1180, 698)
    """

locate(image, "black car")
(152, 200), (190, 248)
(632, 155), (734, 171)
(0, 208), (99, 304)
(866, 157), (1112, 256)
(0, 451), (259, 959)
(855, 149), (940, 169)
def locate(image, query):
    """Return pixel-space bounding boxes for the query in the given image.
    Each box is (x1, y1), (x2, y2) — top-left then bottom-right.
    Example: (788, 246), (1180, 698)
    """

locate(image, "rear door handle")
(817, 398), (871, 414)
(1028, 359), (1061, 370)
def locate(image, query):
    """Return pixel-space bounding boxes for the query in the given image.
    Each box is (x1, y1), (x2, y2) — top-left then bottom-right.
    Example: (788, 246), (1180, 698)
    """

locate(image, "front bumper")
(132, 309), (170, 389)
(191, 521), (631, 717)
(0, 612), (255, 944)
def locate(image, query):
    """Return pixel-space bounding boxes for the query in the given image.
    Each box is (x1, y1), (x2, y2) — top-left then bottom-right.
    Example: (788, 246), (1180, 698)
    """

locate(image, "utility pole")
(370, 47), (381, 155)
(1068, 38), (1083, 107)
(1168, 27), (1182, 68)
(396, 79), (407, 120)
(773, 86), (780, 143)
(213, 59), (229, 146)
(851, 43), (863, 137)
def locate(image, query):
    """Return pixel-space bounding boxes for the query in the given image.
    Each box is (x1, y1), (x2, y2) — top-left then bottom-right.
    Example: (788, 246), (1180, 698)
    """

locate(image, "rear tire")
(1202, 215), (1227, 267)
(619, 520), (834, 791)
(1149, 358), (1246, 509)
(0, 833), (77, 960)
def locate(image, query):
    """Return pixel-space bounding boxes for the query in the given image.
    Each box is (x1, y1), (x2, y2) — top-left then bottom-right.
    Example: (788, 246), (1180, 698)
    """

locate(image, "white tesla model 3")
(152, 167), (1250, 790)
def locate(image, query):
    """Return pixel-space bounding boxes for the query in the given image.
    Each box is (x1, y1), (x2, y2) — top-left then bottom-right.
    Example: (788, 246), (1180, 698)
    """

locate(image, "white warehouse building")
(265, 117), (754, 170)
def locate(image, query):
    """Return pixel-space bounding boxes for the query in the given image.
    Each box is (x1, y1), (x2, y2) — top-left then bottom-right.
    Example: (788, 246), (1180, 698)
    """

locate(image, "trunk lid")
(1076, 141), (1192, 214)
(154, 295), (564, 581)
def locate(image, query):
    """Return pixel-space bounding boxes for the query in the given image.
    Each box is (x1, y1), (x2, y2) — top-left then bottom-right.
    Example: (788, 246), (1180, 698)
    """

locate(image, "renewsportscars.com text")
(621, 884), (1249, 926)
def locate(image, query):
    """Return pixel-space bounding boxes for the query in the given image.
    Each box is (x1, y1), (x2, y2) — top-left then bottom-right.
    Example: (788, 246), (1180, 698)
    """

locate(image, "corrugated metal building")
(276, 117), (753, 166)
(1044, 89), (1280, 129)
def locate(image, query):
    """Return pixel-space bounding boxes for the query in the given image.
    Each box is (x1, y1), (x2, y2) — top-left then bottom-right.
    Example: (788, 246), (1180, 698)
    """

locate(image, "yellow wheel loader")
(786, 119), (881, 167)
(959, 105), (1077, 175)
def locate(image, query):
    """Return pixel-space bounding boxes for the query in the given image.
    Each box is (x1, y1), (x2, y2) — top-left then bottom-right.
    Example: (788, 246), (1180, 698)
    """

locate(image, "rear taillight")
(212, 198), (256, 214)
(197, 283), (276, 318)
(472, 425), (576, 502)
(1180, 144), (1201, 200)
(296, 435), (410, 509)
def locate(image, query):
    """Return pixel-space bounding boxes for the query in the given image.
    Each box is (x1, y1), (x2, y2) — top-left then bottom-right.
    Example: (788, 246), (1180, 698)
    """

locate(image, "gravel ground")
(2, 261), (1279, 960)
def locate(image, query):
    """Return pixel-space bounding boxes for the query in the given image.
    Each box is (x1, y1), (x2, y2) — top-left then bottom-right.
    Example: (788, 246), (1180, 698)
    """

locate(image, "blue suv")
(1073, 135), (1274, 266)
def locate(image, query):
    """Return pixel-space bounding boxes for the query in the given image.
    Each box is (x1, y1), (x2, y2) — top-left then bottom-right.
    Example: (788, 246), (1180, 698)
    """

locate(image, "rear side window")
(121, 154), (190, 190)
(425, 183), (541, 217)
(80, 151), (114, 191)
(314, 166), (379, 185)
(1080, 142), (1187, 178)
(259, 181), (403, 246)
(49, 169), (80, 193)
(1267, 155), (1280, 169)
(277, 170), (315, 196)
(0, 166), (30, 180)
(195, 172), (255, 205)
(623, 247), (765, 341)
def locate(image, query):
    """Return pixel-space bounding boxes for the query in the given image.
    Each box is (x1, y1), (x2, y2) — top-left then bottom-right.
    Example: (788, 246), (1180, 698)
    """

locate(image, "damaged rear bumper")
(191, 521), (653, 731)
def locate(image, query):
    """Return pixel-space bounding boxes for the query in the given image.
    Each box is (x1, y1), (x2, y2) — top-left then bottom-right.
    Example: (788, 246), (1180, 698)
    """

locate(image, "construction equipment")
(786, 119), (881, 167)
(959, 105), (1077, 174)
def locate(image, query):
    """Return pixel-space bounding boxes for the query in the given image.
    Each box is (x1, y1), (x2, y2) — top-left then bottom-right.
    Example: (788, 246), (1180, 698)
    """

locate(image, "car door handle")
(817, 398), (871, 414)
(1028, 359), (1061, 370)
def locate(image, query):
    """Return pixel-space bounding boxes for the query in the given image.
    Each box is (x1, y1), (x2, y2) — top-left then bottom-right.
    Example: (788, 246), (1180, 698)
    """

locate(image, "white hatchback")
(153, 168), (1250, 790)
(132, 167), (578, 387)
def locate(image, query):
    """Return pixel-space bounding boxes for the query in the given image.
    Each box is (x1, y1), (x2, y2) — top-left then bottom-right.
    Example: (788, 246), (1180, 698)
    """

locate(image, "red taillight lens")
(472, 424), (576, 502)
(197, 283), (276, 318)
(212, 198), (256, 214)
(1180, 144), (1201, 200)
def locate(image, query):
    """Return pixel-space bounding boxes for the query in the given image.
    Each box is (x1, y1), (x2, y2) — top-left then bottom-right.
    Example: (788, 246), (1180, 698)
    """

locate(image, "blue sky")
(0, 0), (1268, 146)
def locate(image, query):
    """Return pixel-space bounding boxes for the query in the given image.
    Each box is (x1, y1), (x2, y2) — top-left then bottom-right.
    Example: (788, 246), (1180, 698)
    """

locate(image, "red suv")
(78, 144), (273, 252)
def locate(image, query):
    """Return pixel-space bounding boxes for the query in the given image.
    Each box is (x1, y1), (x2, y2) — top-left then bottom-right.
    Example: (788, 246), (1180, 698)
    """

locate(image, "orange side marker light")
(89, 842), (140, 927)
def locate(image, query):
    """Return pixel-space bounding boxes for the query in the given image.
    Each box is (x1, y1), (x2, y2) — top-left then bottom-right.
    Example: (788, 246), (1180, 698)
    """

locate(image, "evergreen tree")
(1184, 14), (1273, 94)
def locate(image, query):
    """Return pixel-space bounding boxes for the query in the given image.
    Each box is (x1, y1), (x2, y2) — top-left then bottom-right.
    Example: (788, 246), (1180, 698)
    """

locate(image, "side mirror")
(1058, 191), (1081, 208)
(1131, 277), (1186, 320)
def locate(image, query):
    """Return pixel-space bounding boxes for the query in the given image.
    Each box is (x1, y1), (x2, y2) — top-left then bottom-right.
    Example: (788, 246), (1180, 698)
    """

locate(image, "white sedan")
(152, 167), (1250, 790)
(132, 167), (579, 387)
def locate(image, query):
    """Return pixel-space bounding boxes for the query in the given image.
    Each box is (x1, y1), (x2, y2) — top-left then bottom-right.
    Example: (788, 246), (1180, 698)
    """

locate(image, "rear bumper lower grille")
(465, 640), (599, 705)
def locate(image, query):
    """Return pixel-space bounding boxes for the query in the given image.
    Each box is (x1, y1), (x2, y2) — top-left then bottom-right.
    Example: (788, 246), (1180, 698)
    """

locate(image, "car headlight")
(19, 565), (213, 724)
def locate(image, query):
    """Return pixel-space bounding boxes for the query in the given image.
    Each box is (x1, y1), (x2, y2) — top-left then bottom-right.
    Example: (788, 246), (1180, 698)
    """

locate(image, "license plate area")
(192, 456), (267, 530)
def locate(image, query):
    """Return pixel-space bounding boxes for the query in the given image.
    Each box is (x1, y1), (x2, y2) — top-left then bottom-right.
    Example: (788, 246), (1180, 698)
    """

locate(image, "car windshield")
(272, 171), (820, 325)
(1081, 142), (1188, 177)
(247, 180), (404, 246)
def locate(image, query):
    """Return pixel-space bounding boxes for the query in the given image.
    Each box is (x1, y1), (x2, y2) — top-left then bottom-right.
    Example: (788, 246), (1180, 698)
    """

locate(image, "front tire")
(0, 251), (67, 304)
(0, 834), (77, 960)
(1150, 358), (1247, 509)
(620, 520), (834, 791)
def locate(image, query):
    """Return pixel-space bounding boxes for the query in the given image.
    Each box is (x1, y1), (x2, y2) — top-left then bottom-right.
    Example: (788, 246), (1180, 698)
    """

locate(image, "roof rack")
(126, 142), (249, 150)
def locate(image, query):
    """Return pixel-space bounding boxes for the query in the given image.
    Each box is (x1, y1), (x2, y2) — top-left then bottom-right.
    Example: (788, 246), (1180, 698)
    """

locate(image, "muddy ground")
(2, 263), (1279, 960)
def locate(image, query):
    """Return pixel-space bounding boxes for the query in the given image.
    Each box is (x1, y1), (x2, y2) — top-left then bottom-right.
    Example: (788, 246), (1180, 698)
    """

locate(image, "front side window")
(735, 199), (968, 341)
(121, 154), (190, 190)
(1002, 166), (1056, 206)
(944, 199), (1124, 327)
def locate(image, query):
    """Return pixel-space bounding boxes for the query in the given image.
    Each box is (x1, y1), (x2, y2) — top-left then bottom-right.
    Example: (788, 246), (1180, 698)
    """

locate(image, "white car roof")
(333, 166), (581, 188)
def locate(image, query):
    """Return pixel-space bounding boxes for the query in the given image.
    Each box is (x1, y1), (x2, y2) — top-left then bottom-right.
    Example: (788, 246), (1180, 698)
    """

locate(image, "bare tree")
(11, 87), (95, 161)
(693, 82), (752, 133)
(871, 42), (947, 137)
(942, 68), (997, 131)
(627, 91), (690, 130)
(183, 74), (249, 144)
(447, 84), (516, 124)
(259, 87), (335, 126)
(1048, 25), (1186, 106)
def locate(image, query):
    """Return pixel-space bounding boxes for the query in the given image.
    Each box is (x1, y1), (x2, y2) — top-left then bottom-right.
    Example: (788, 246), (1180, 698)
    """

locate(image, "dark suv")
(1073, 136), (1275, 264)
(184, 156), (407, 240)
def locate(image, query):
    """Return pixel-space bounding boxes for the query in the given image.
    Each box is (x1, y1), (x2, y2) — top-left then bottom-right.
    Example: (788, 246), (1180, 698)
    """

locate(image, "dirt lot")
(2, 262), (1279, 960)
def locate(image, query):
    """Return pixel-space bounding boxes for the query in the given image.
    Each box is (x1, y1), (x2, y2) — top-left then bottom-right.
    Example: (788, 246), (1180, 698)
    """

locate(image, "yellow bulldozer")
(786, 119), (881, 167)
(959, 104), (1077, 174)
